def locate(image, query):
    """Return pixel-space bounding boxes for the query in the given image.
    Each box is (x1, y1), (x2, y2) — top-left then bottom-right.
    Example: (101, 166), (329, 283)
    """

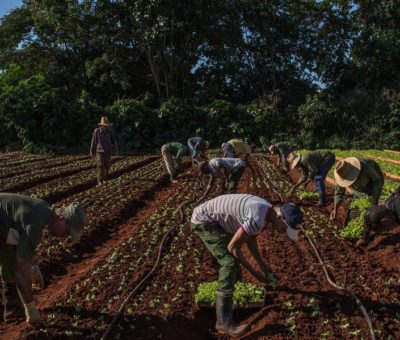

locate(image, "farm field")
(0, 151), (399, 339)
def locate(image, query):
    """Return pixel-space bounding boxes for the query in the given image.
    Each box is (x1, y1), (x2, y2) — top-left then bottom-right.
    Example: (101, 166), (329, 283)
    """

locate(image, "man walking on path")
(191, 194), (303, 336)
(287, 150), (336, 207)
(330, 157), (384, 219)
(268, 142), (295, 172)
(197, 158), (247, 201)
(187, 136), (208, 166)
(0, 193), (87, 323)
(90, 116), (118, 186)
(222, 139), (251, 161)
(357, 188), (400, 246)
(161, 142), (189, 183)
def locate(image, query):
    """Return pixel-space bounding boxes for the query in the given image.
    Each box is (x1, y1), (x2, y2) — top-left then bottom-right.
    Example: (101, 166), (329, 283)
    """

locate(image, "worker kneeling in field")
(356, 188), (400, 247)
(268, 142), (295, 172)
(0, 193), (87, 323)
(331, 157), (384, 219)
(287, 150), (336, 207)
(190, 194), (303, 336)
(221, 139), (251, 162)
(197, 158), (247, 201)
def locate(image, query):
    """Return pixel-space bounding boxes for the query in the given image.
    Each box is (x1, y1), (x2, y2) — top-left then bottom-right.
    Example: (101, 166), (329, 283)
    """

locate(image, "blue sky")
(0, 0), (23, 19)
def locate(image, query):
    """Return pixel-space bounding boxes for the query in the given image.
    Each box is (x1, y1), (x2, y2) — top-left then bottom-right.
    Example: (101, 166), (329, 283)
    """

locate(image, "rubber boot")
(2, 282), (24, 322)
(215, 291), (248, 336)
(317, 192), (326, 207)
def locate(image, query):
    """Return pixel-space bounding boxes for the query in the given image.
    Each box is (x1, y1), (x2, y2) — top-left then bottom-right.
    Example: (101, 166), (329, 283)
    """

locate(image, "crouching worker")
(268, 142), (295, 172)
(287, 150), (336, 207)
(187, 136), (209, 166)
(357, 189), (400, 247)
(197, 158), (247, 201)
(190, 194), (303, 336)
(0, 193), (87, 323)
(222, 139), (251, 162)
(161, 142), (189, 183)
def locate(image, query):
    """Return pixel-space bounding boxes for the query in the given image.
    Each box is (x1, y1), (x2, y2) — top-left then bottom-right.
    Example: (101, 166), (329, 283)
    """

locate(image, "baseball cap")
(63, 202), (88, 244)
(280, 203), (303, 241)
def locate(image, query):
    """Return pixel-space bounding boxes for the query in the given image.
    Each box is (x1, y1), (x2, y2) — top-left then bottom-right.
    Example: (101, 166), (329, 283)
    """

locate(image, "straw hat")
(334, 157), (361, 187)
(287, 153), (301, 170)
(98, 116), (111, 126)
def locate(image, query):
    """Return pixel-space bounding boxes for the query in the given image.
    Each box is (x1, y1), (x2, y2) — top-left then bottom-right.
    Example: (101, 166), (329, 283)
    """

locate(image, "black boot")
(215, 291), (248, 336)
(2, 282), (24, 322)
(318, 192), (326, 207)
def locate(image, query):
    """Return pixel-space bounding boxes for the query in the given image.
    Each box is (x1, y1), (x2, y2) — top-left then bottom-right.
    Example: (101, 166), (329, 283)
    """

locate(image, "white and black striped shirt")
(191, 194), (271, 235)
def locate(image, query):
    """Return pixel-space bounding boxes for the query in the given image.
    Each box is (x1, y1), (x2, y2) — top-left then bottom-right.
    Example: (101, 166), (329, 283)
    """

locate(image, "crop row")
(21, 155), (154, 203)
(34, 158), (169, 270)
(0, 155), (90, 180)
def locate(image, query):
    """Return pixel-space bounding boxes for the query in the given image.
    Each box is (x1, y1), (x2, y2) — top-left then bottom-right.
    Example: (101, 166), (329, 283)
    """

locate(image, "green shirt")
(164, 142), (189, 167)
(334, 158), (384, 205)
(0, 193), (54, 263)
(299, 150), (335, 182)
(274, 142), (292, 157)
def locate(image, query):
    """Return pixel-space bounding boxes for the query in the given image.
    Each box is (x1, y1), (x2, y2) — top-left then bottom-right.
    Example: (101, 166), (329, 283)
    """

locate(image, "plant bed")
(298, 191), (319, 201)
(195, 281), (265, 309)
(340, 197), (373, 239)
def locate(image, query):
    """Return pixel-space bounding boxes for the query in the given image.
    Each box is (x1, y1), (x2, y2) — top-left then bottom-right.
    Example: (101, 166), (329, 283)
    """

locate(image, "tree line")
(0, 0), (399, 153)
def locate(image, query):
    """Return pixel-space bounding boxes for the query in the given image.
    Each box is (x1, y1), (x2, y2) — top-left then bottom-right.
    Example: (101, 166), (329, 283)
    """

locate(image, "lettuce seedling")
(340, 197), (373, 239)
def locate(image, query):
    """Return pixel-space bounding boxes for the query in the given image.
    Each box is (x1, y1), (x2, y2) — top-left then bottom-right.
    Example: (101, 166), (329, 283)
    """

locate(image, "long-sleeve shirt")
(0, 193), (54, 263)
(227, 139), (251, 155)
(187, 136), (205, 158)
(90, 127), (117, 156)
(334, 158), (384, 205)
(297, 150), (335, 184)
(164, 142), (189, 167)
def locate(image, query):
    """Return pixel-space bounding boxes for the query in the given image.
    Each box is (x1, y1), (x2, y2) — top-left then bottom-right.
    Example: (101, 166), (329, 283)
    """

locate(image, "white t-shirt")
(191, 194), (271, 235)
(208, 158), (246, 178)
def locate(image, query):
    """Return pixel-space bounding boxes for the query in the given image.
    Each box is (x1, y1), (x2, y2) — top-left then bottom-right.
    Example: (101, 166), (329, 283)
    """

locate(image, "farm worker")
(197, 158), (247, 201)
(357, 189), (400, 246)
(268, 142), (295, 172)
(330, 157), (384, 219)
(161, 142), (189, 183)
(287, 150), (336, 207)
(90, 116), (118, 186)
(222, 139), (251, 161)
(0, 193), (87, 323)
(187, 136), (209, 166)
(190, 194), (303, 336)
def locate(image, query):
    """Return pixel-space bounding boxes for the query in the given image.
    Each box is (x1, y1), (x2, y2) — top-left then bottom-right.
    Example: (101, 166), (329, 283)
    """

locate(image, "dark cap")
(365, 205), (395, 231)
(280, 203), (303, 229)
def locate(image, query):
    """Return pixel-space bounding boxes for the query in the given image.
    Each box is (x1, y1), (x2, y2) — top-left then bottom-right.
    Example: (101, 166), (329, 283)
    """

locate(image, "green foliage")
(195, 281), (264, 308)
(298, 191), (319, 200)
(340, 197), (373, 239)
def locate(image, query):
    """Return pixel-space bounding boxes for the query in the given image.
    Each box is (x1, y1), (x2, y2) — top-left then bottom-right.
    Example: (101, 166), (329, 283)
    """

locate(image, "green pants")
(191, 222), (239, 293)
(97, 153), (112, 183)
(0, 244), (16, 283)
(227, 164), (246, 194)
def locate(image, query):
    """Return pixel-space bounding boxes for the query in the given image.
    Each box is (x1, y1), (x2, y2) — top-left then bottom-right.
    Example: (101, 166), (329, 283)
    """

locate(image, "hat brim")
(286, 225), (300, 241)
(334, 157), (361, 187)
(289, 154), (301, 171)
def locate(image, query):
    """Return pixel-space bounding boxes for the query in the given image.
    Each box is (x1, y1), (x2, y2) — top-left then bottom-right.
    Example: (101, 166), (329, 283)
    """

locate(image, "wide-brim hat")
(287, 153), (301, 171)
(63, 202), (88, 244)
(98, 116), (111, 126)
(334, 157), (361, 187)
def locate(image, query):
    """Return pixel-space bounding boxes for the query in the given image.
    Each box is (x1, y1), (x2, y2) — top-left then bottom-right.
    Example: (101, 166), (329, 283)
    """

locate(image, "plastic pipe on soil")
(101, 197), (196, 340)
(259, 159), (376, 340)
(299, 225), (376, 340)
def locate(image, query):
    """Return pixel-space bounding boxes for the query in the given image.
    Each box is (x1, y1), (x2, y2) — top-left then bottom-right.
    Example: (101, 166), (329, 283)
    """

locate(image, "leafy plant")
(298, 191), (319, 200)
(195, 281), (265, 308)
(340, 197), (373, 239)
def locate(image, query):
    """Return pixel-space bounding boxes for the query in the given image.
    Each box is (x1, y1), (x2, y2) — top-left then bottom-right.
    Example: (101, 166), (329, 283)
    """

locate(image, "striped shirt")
(209, 158), (246, 178)
(191, 194), (271, 236)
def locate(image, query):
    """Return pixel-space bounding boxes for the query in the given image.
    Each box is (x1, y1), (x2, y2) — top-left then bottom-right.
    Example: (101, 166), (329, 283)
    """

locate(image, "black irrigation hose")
(101, 197), (195, 340)
(259, 156), (376, 339)
(299, 225), (376, 340)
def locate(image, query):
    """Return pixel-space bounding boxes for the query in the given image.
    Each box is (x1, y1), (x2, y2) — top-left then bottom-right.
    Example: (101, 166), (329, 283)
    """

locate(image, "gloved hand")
(24, 302), (41, 323)
(31, 265), (44, 289)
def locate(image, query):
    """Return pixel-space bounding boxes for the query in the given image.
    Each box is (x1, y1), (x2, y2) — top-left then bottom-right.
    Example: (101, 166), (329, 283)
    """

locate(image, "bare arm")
(228, 228), (268, 283)
(197, 176), (215, 202)
(246, 237), (274, 275)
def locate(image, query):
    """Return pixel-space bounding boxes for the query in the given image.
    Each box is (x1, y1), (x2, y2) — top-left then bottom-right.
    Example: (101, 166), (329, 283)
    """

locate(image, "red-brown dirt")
(0, 154), (398, 339)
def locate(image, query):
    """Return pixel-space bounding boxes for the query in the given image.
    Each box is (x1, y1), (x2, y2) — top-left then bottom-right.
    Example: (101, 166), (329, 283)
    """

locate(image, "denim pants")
(314, 155), (336, 194)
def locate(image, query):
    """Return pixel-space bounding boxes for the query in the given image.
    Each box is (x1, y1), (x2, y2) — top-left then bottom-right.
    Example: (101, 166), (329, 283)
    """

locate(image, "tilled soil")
(0, 154), (399, 339)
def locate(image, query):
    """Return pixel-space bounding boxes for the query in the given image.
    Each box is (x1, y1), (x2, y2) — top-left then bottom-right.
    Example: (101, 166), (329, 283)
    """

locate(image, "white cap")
(286, 225), (300, 241)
